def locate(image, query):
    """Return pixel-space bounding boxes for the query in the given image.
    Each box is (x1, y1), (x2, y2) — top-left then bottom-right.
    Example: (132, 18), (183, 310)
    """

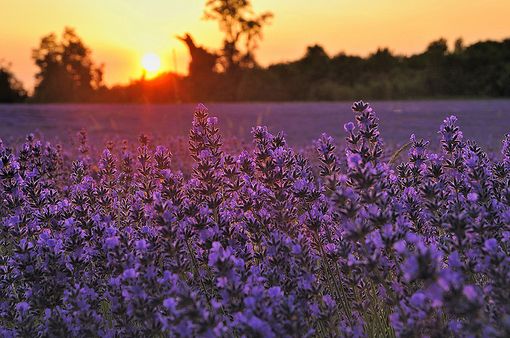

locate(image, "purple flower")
(244, 315), (275, 338)
(467, 192), (478, 202)
(484, 238), (498, 253)
(448, 251), (462, 269)
(410, 292), (426, 307)
(347, 153), (362, 169)
(344, 122), (355, 133)
(462, 285), (479, 302)
(268, 286), (283, 298)
(207, 116), (218, 125)
(322, 294), (336, 309)
(123, 268), (137, 279)
(15, 302), (30, 314)
(135, 239), (148, 250)
(104, 236), (120, 249)
(163, 298), (177, 311)
(394, 240), (407, 254)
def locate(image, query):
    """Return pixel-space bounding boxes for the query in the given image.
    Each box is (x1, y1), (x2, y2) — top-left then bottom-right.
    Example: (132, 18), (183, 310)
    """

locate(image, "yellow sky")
(1, 0), (509, 90)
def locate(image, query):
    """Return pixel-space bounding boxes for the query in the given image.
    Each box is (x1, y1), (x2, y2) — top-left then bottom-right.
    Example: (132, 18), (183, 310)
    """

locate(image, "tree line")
(1, 0), (510, 103)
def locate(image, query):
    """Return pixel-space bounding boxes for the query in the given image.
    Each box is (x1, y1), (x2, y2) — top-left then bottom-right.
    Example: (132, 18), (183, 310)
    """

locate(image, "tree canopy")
(0, 61), (27, 103)
(204, 0), (273, 71)
(32, 27), (104, 102)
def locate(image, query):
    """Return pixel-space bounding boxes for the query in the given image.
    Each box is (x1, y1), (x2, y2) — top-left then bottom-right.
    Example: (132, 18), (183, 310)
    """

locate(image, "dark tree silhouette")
(177, 33), (220, 100)
(3, 26), (506, 103)
(0, 61), (27, 103)
(177, 33), (218, 77)
(204, 0), (272, 71)
(454, 38), (465, 54)
(117, 36), (510, 102)
(32, 27), (104, 102)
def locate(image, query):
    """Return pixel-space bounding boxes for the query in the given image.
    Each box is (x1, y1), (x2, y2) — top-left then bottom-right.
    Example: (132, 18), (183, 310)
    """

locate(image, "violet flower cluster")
(1, 101), (509, 337)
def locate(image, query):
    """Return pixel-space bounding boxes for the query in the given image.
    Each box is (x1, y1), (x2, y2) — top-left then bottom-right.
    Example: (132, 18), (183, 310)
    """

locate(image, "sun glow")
(141, 53), (161, 75)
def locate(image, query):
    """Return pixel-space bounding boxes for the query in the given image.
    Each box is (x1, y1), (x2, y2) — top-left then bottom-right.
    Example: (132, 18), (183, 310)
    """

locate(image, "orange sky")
(1, 0), (509, 91)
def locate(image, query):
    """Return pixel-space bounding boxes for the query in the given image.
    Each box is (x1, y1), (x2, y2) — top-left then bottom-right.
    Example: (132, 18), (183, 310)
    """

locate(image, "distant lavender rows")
(0, 101), (509, 336)
(1, 99), (510, 148)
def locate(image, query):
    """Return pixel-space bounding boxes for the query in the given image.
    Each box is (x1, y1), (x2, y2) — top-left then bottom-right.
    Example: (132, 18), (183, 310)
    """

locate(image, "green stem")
(185, 238), (211, 303)
(313, 231), (352, 323)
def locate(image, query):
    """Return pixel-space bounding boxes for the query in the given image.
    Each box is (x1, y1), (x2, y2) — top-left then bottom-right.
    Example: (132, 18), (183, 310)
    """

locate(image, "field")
(1, 100), (509, 337)
(1, 99), (510, 148)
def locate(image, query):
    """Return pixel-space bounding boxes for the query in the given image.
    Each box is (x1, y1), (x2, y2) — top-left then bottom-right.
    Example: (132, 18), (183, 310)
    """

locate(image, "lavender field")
(1, 99), (510, 148)
(1, 100), (510, 337)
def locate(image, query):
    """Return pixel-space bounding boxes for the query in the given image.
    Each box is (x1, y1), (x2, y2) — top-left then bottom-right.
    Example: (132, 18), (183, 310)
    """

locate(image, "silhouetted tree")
(422, 38), (449, 95)
(177, 33), (218, 77)
(204, 0), (273, 72)
(300, 45), (330, 79)
(177, 33), (220, 100)
(32, 27), (104, 102)
(454, 38), (465, 54)
(367, 48), (399, 73)
(93, 36), (510, 102)
(0, 61), (27, 103)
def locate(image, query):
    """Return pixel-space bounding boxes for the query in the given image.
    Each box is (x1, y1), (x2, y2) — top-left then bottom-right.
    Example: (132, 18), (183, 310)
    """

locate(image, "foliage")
(32, 27), (104, 102)
(234, 38), (510, 101)
(101, 37), (510, 103)
(204, 0), (273, 71)
(1, 101), (509, 337)
(176, 34), (221, 102)
(0, 62), (27, 103)
(3, 23), (508, 103)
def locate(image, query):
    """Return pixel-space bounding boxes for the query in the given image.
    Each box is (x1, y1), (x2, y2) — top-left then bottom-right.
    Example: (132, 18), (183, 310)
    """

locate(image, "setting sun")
(141, 53), (161, 74)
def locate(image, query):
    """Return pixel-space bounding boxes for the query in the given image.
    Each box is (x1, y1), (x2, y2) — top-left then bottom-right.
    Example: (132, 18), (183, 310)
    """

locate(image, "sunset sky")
(1, 0), (509, 90)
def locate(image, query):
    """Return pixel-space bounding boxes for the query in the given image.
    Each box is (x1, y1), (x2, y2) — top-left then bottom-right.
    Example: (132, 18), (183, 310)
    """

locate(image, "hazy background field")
(1, 99), (509, 150)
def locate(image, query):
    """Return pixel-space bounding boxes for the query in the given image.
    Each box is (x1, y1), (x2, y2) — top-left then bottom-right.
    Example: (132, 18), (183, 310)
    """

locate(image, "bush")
(1, 102), (509, 337)
(0, 64), (27, 103)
